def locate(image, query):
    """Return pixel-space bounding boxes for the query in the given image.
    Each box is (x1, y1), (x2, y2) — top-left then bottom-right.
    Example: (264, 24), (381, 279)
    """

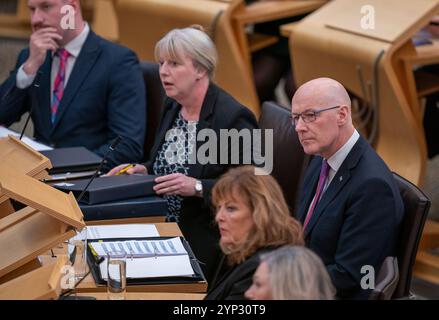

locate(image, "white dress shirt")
(304, 129), (360, 220)
(323, 129), (360, 192)
(16, 23), (90, 96)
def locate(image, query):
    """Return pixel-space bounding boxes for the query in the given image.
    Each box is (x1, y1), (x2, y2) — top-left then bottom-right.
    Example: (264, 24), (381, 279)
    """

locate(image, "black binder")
(80, 196), (168, 221)
(53, 174), (157, 204)
(87, 237), (206, 286)
(41, 147), (102, 174)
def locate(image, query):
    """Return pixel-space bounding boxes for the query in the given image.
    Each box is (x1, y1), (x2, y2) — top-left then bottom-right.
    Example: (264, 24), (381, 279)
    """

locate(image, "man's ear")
(337, 105), (350, 125)
(66, 0), (80, 13)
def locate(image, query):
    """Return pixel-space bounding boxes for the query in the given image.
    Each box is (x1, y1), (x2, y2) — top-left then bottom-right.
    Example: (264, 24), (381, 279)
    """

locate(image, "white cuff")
(16, 64), (36, 89)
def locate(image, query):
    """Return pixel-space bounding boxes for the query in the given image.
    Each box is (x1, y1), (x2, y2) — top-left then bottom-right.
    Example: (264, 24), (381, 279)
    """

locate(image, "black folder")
(41, 147), (102, 174)
(87, 237), (206, 286)
(53, 174), (157, 204)
(80, 196), (168, 221)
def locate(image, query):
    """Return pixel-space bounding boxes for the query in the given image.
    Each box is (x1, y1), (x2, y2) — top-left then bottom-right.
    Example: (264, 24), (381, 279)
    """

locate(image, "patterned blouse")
(152, 111), (198, 222)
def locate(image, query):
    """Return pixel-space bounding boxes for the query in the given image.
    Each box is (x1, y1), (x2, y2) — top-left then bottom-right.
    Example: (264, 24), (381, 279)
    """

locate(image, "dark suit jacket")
(296, 136), (404, 299)
(0, 30), (146, 171)
(205, 247), (275, 300)
(144, 83), (259, 284)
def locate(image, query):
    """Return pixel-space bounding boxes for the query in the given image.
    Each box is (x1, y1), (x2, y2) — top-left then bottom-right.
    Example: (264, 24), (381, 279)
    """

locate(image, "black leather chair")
(258, 101), (310, 213)
(391, 172), (431, 299)
(369, 256), (399, 300)
(139, 61), (166, 162)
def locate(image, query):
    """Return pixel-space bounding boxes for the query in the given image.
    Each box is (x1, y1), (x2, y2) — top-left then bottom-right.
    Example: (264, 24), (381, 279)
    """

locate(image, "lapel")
(304, 136), (367, 237)
(208, 246), (274, 299)
(208, 261), (235, 298)
(37, 51), (53, 131)
(148, 99), (180, 164)
(297, 158), (320, 223)
(187, 83), (217, 178)
(148, 83), (217, 176)
(51, 31), (101, 132)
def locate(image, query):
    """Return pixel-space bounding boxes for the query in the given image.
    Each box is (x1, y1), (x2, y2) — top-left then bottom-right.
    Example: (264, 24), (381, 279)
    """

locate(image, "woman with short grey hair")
(245, 245), (336, 300)
(108, 26), (259, 284)
(154, 26), (217, 80)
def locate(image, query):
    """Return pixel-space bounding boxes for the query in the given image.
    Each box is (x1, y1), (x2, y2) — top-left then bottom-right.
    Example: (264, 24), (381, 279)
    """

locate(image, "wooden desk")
(286, 0), (439, 186)
(232, 0), (326, 62)
(77, 292), (205, 300)
(87, 216), (166, 225)
(280, 21), (299, 37)
(151, 222), (183, 237)
(233, 0), (325, 25)
(398, 39), (439, 124)
(50, 223), (208, 294)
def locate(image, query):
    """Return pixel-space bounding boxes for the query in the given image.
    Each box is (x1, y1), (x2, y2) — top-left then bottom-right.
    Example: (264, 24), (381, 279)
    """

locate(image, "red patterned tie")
(51, 48), (70, 123)
(303, 159), (330, 230)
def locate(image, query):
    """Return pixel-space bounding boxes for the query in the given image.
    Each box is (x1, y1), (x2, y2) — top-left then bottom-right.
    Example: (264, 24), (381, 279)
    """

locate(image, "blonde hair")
(154, 26), (217, 79)
(261, 246), (336, 300)
(212, 166), (304, 265)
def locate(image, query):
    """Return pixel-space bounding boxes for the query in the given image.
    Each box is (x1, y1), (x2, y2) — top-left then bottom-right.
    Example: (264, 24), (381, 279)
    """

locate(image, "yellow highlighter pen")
(115, 164), (135, 175)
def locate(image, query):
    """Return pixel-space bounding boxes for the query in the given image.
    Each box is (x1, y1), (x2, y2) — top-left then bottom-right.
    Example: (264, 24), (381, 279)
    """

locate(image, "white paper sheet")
(99, 254), (195, 279)
(0, 126), (53, 151)
(20, 136), (53, 151)
(0, 126), (19, 137)
(45, 170), (95, 181)
(86, 224), (160, 240)
(68, 224), (160, 242)
(90, 237), (187, 258)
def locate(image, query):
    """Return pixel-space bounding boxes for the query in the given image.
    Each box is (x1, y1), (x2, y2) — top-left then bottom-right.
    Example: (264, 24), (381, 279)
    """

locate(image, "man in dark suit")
(292, 77), (404, 299)
(0, 0), (146, 171)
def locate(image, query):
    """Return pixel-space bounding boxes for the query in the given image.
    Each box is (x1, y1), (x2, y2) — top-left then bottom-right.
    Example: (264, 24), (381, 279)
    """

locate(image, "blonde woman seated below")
(245, 245), (336, 300)
(205, 166), (304, 300)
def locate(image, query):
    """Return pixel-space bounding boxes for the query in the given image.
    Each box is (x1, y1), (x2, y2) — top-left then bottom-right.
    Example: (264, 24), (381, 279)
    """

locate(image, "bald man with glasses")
(292, 78), (403, 299)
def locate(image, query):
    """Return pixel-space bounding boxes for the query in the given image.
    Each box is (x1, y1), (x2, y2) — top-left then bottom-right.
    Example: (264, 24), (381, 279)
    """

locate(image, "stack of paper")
(100, 255), (194, 279)
(93, 237), (195, 279)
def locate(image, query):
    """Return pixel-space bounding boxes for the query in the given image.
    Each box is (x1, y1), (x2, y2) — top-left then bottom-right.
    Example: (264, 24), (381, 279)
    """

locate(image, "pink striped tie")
(303, 159), (329, 230)
(51, 48), (70, 123)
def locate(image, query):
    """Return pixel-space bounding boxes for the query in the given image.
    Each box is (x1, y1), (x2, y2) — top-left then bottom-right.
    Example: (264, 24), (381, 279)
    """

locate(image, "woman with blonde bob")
(245, 245), (336, 300)
(108, 26), (259, 283)
(205, 166), (304, 300)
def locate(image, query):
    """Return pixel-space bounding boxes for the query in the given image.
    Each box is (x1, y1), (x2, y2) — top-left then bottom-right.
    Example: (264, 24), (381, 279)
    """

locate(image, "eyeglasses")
(291, 105), (340, 126)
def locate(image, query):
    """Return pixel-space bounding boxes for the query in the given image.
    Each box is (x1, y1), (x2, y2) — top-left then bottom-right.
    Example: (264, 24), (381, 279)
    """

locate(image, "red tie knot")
(56, 48), (70, 61)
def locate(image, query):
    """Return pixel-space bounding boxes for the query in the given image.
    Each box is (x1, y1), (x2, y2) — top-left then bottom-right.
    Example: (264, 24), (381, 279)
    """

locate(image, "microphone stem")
(19, 113), (32, 140)
(20, 72), (41, 140)
(76, 138), (120, 203)
(76, 154), (106, 203)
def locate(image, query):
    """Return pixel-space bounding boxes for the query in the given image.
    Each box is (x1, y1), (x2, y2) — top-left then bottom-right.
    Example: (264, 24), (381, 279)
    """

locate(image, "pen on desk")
(115, 163), (135, 175)
(88, 243), (102, 265)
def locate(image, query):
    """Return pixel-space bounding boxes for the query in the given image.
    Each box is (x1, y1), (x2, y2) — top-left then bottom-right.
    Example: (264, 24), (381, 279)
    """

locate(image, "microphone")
(76, 135), (123, 203)
(57, 136), (123, 299)
(20, 70), (43, 140)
